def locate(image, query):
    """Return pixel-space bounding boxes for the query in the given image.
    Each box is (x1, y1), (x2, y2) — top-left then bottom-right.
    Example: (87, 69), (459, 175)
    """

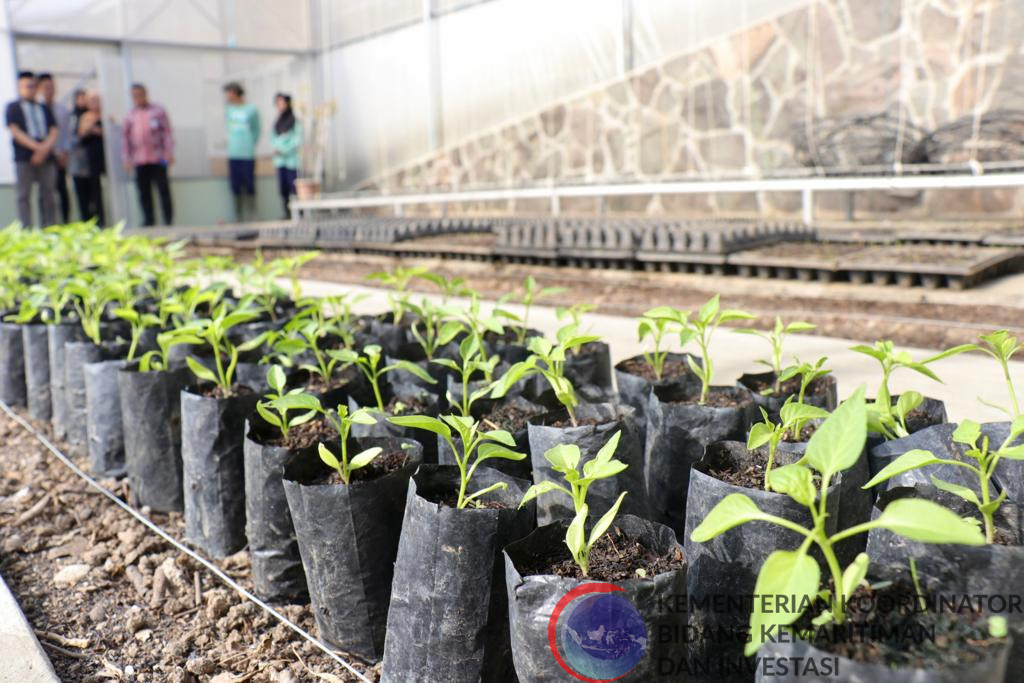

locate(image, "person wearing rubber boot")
(223, 81), (260, 223)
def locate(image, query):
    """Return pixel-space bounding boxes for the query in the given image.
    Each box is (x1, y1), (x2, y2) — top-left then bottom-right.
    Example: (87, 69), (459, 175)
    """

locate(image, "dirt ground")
(282, 250), (1024, 351)
(0, 411), (378, 683)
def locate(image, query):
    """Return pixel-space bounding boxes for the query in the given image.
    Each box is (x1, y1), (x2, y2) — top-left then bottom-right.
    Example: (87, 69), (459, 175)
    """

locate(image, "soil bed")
(618, 357), (690, 383)
(479, 401), (546, 433)
(794, 581), (1004, 668)
(0, 410), (377, 682)
(519, 526), (685, 582)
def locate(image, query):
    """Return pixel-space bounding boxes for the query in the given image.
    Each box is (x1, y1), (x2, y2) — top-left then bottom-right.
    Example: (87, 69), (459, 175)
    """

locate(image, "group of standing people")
(6, 71), (302, 228)
(224, 82), (303, 221)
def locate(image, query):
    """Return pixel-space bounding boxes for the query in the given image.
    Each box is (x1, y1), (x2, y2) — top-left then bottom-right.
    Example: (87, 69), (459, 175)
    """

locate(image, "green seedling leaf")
(519, 480), (570, 508)
(873, 498), (986, 545)
(952, 419), (982, 447)
(588, 492), (627, 548)
(317, 443), (340, 471)
(746, 549), (820, 656)
(349, 447), (383, 471)
(388, 415), (451, 439)
(766, 464), (816, 508)
(841, 553), (870, 600)
(690, 493), (770, 542)
(929, 475), (981, 507)
(185, 356), (218, 384)
(862, 449), (949, 489)
(805, 386), (866, 480)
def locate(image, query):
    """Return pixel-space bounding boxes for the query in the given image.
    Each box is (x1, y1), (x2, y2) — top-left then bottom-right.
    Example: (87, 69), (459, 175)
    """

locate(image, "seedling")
(637, 306), (688, 380)
(255, 365), (321, 441)
(265, 298), (361, 385)
(317, 404), (382, 484)
(747, 401), (831, 490)
(556, 303), (596, 332)
(66, 276), (128, 344)
(675, 295), (755, 404)
(406, 298), (465, 360)
(851, 340), (973, 440)
(864, 416), (1024, 543)
(236, 250), (318, 320)
(388, 414), (526, 508)
(113, 306), (161, 362)
(735, 317), (816, 394)
(366, 265), (428, 324)
(418, 272), (474, 303)
(691, 387), (986, 656)
(138, 326), (204, 373)
(492, 323), (600, 426)
(431, 334), (501, 417)
(183, 302), (270, 397)
(509, 276), (566, 345)
(329, 344), (436, 412)
(963, 331), (1022, 419)
(777, 356), (832, 406)
(518, 431), (628, 576)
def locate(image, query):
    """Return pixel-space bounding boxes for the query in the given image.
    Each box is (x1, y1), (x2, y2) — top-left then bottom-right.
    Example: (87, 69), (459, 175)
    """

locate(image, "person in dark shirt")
(37, 73), (71, 223)
(5, 71), (58, 227)
(76, 92), (106, 225)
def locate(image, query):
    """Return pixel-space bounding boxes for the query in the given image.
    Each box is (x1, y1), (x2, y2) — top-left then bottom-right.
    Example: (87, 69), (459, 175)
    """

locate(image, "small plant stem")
(819, 536), (847, 624)
(979, 476), (996, 544)
(212, 339), (228, 394)
(910, 558), (927, 611)
(453, 438), (469, 509)
(763, 439), (778, 491)
(126, 329), (139, 362)
(698, 335), (712, 405)
(999, 358), (1020, 419)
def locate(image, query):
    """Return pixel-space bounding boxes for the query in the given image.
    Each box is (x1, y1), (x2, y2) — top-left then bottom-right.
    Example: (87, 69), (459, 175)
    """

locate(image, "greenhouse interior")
(0, 0), (1023, 681)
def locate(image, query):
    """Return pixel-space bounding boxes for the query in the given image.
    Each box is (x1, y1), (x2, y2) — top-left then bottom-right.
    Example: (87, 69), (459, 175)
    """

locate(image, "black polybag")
(283, 437), (423, 660)
(181, 386), (260, 558)
(381, 465), (535, 683)
(0, 322), (26, 406)
(645, 386), (757, 535)
(118, 365), (190, 512)
(22, 324), (51, 420)
(504, 515), (687, 682)
(526, 402), (650, 526)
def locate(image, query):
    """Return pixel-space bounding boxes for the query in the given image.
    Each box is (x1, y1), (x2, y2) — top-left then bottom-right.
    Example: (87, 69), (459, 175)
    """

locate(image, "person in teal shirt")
(271, 93), (302, 219)
(223, 82), (260, 221)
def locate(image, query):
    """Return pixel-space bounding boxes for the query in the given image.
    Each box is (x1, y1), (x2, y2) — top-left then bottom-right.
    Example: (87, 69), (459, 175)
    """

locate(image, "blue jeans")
(228, 158), (255, 196)
(277, 166), (297, 217)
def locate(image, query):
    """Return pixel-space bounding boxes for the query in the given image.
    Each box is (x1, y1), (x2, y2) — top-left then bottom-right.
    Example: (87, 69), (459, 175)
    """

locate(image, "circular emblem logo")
(547, 582), (647, 682)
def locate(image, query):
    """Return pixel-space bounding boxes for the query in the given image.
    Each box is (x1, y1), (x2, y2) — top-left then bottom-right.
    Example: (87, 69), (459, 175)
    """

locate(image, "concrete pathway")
(0, 573), (59, 681)
(296, 279), (1023, 423)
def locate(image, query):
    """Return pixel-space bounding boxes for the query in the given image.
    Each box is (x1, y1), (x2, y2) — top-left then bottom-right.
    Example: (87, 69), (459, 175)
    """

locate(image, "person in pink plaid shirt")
(122, 83), (174, 226)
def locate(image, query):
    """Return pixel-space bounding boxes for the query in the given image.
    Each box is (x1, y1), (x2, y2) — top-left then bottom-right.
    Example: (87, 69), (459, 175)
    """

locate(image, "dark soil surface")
(618, 357), (690, 383)
(199, 384), (256, 400)
(427, 492), (510, 510)
(478, 401), (546, 434)
(0, 411), (377, 682)
(285, 251), (1024, 350)
(782, 422), (818, 442)
(324, 448), (414, 485)
(742, 373), (829, 398)
(545, 416), (605, 428)
(796, 581), (1006, 668)
(385, 395), (428, 417)
(735, 242), (865, 261)
(259, 419), (336, 451)
(842, 245), (1011, 267)
(668, 391), (746, 408)
(521, 526), (685, 582)
(304, 370), (352, 394)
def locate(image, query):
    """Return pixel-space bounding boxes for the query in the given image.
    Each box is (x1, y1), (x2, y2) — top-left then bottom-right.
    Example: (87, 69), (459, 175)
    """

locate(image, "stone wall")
(367, 0), (1024, 219)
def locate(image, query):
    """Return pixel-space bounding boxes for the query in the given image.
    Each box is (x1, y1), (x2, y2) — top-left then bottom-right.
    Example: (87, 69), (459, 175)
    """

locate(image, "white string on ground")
(0, 401), (372, 683)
